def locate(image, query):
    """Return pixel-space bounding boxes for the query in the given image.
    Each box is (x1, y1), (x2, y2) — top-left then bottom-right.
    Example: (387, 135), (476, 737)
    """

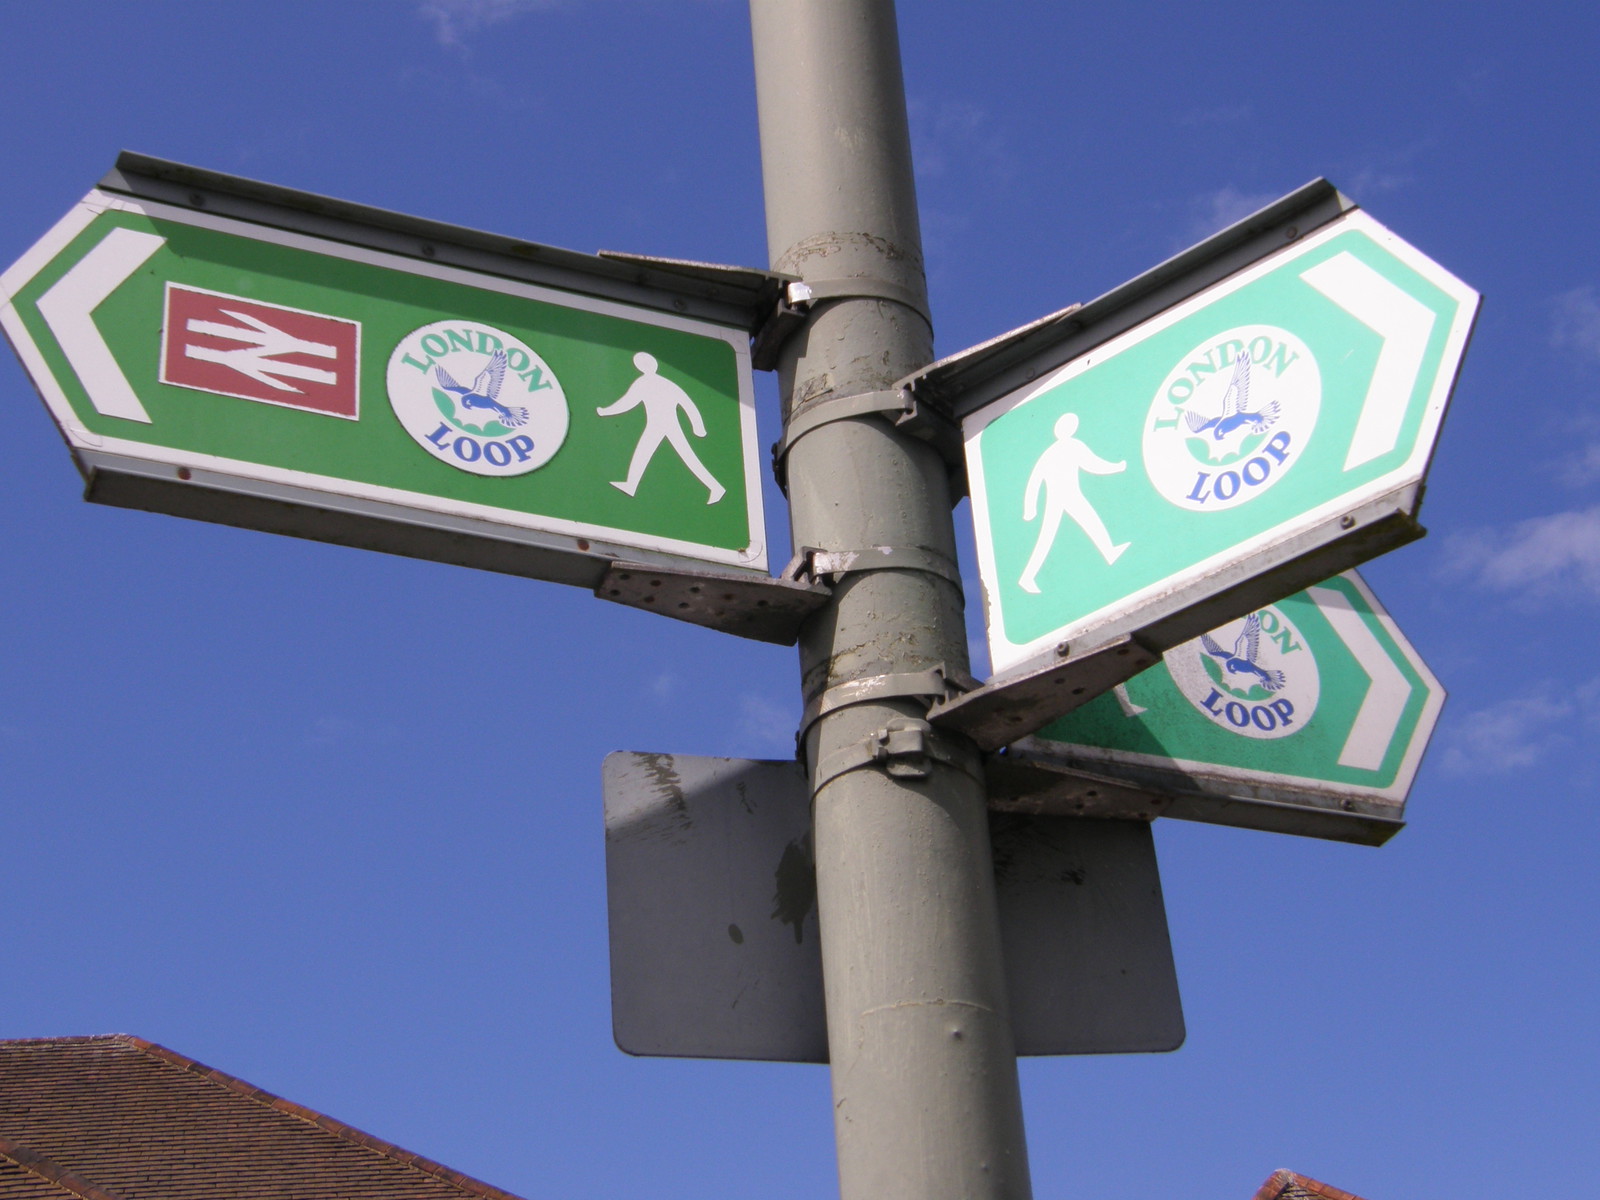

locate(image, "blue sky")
(1, 3), (1597, 1198)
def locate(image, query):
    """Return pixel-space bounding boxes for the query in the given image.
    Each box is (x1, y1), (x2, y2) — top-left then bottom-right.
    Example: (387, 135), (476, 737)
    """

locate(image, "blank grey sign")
(604, 752), (1183, 1061)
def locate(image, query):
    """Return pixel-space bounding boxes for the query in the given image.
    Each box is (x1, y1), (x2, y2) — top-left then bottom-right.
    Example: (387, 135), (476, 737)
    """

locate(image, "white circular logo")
(1164, 604), (1320, 739)
(1142, 324), (1320, 511)
(387, 320), (568, 476)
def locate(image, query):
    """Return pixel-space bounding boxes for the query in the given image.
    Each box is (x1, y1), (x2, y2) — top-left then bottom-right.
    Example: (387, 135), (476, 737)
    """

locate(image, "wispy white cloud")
(1185, 186), (1278, 242)
(1551, 286), (1600, 362)
(418, 0), (562, 49)
(909, 98), (1014, 187)
(738, 693), (797, 756)
(1441, 506), (1600, 604)
(1439, 691), (1582, 775)
(1340, 165), (1412, 200)
(1559, 438), (1600, 488)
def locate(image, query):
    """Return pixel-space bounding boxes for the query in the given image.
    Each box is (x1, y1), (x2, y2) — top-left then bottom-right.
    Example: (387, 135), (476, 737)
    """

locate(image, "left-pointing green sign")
(1, 167), (767, 581)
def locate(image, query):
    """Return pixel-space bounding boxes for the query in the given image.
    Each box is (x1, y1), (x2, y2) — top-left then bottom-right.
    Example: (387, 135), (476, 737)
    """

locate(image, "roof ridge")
(0, 1035), (132, 1049)
(0, 1134), (130, 1200)
(114, 1036), (533, 1200)
(1253, 1169), (1368, 1200)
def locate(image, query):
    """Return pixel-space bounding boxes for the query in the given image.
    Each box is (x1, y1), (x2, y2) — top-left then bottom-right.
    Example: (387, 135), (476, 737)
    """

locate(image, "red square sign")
(161, 285), (361, 418)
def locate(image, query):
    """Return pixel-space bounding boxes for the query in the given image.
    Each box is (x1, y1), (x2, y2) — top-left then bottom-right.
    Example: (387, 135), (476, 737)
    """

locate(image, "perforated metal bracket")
(927, 634), (1161, 752)
(812, 717), (982, 794)
(596, 560), (830, 646)
(771, 386), (962, 493)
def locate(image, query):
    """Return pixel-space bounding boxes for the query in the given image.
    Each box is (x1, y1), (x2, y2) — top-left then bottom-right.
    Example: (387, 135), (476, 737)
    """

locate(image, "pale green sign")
(965, 209), (1477, 677)
(1024, 571), (1443, 811)
(1, 188), (767, 574)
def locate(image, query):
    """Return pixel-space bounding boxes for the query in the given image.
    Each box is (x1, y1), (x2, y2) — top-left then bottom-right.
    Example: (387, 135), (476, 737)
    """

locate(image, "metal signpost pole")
(750, 3), (1033, 1197)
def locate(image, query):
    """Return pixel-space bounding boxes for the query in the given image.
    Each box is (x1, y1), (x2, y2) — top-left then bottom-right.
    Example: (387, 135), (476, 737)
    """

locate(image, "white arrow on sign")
(1308, 581), (1411, 770)
(35, 227), (165, 424)
(1299, 251), (1438, 471)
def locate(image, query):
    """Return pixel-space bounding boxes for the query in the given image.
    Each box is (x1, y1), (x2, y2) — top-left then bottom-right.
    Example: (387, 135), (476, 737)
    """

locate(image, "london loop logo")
(1164, 604), (1320, 739)
(387, 320), (568, 477)
(1142, 324), (1320, 511)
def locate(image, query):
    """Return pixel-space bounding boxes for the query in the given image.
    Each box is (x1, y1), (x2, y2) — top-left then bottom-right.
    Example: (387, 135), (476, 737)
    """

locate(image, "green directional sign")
(1009, 571), (1443, 843)
(1, 174), (767, 580)
(965, 206), (1477, 680)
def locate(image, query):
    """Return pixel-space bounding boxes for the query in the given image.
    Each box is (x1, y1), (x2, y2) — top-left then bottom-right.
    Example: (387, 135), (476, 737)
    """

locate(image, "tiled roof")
(0, 1036), (528, 1200)
(1253, 1169), (1370, 1200)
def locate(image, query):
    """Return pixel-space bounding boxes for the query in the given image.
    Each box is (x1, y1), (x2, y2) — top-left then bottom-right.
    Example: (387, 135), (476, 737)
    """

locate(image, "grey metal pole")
(749, 4), (1034, 1197)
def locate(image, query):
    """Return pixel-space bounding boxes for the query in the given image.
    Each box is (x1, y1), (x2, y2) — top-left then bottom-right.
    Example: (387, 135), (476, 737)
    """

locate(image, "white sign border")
(1, 189), (769, 572)
(964, 208), (1479, 677)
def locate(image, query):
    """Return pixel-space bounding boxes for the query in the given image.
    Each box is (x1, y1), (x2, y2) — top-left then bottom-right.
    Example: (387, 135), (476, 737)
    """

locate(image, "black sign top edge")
(100, 151), (785, 336)
(904, 178), (1355, 420)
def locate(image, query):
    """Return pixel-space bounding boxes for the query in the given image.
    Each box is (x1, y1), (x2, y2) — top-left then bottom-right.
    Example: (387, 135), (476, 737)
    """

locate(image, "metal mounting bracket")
(927, 634), (1161, 752)
(596, 560), (830, 646)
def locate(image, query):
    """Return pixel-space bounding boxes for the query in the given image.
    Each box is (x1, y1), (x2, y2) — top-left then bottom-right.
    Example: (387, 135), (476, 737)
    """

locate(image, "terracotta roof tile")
(1253, 1169), (1370, 1200)
(0, 1036), (528, 1200)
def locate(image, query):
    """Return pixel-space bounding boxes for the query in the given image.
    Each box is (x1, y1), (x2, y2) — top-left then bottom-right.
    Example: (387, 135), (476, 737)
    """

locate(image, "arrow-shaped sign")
(1, 159), (773, 597)
(955, 196), (1478, 702)
(994, 570), (1444, 845)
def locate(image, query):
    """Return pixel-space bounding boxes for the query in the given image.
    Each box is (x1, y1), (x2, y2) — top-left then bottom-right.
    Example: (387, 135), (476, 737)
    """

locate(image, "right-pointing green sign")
(965, 207), (1478, 681)
(1009, 571), (1442, 844)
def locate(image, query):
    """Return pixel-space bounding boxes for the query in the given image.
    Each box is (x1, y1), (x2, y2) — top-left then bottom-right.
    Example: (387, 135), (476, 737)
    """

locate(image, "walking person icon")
(1018, 412), (1129, 593)
(596, 352), (725, 504)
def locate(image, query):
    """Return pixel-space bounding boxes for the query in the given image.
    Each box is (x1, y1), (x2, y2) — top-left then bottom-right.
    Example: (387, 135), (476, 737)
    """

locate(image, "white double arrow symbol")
(183, 310), (337, 393)
(1299, 252), (1438, 472)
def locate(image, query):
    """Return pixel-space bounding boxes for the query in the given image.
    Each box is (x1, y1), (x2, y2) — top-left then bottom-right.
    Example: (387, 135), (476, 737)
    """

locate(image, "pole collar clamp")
(771, 387), (961, 493)
(798, 663), (975, 747)
(793, 544), (964, 595)
(812, 716), (982, 794)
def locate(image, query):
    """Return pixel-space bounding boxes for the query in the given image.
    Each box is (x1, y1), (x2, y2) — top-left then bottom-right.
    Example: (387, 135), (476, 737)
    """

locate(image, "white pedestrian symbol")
(1018, 412), (1128, 593)
(596, 352), (725, 504)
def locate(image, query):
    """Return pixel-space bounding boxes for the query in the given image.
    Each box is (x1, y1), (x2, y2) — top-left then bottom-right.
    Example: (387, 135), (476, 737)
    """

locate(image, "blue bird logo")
(1183, 351), (1279, 459)
(434, 350), (529, 429)
(1200, 612), (1286, 693)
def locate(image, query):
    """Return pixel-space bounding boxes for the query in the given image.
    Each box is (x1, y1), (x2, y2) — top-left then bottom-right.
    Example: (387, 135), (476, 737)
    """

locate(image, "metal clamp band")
(798, 663), (972, 746)
(771, 387), (962, 492)
(791, 276), (931, 322)
(803, 545), (964, 594)
(812, 716), (983, 794)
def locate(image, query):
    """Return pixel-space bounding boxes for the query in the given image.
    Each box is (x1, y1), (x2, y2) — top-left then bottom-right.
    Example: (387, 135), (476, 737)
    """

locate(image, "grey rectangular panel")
(603, 752), (1183, 1061)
